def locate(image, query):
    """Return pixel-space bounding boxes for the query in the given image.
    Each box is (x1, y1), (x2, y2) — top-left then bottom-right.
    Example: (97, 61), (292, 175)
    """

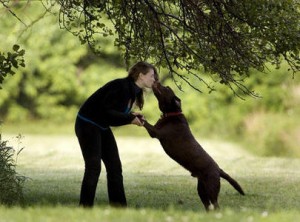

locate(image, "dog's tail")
(220, 169), (245, 195)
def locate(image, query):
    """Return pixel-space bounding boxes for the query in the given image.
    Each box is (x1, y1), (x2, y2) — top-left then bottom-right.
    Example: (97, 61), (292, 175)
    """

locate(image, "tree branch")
(0, 0), (27, 27)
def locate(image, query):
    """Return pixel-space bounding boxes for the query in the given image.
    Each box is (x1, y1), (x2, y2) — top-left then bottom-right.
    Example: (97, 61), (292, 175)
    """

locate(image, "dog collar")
(162, 112), (183, 117)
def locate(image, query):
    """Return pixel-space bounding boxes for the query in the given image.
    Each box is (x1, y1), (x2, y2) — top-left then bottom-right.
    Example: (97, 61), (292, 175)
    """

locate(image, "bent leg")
(197, 179), (210, 211)
(76, 118), (102, 207)
(102, 129), (127, 206)
(207, 177), (220, 210)
(203, 176), (221, 211)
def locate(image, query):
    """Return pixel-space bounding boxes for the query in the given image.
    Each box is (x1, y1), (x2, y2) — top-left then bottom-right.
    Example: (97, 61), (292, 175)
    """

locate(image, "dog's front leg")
(143, 121), (159, 138)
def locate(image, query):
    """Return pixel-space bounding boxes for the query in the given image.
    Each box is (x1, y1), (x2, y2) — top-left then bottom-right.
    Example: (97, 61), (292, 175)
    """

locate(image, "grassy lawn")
(0, 132), (300, 222)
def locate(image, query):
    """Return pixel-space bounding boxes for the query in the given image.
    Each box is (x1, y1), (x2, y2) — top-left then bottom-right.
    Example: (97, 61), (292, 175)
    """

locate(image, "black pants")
(75, 117), (127, 207)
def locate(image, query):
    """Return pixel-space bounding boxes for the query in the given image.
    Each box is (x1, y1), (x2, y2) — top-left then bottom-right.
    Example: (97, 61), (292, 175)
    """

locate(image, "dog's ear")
(173, 96), (181, 108)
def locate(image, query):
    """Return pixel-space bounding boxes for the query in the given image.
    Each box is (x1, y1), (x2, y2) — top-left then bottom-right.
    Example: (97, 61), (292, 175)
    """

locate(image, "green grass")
(0, 133), (299, 222)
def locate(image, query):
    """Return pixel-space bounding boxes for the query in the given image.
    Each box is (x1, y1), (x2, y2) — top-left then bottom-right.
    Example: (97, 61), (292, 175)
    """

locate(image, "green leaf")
(13, 44), (20, 52)
(19, 49), (25, 56)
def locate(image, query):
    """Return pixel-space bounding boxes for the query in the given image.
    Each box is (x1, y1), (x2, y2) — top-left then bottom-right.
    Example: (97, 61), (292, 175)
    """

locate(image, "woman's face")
(138, 69), (156, 88)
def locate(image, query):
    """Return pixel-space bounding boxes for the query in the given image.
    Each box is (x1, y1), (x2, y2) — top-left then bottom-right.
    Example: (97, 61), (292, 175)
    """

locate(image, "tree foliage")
(58, 0), (300, 95)
(0, 2), (126, 122)
(0, 1), (299, 157)
(0, 45), (25, 89)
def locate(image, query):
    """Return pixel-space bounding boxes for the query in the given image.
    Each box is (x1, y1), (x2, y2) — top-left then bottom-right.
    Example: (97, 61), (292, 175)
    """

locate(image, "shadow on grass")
(12, 168), (300, 213)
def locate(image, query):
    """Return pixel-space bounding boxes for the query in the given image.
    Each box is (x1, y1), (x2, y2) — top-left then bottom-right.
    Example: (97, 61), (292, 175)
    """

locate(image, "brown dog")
(142, 82), (245, 211)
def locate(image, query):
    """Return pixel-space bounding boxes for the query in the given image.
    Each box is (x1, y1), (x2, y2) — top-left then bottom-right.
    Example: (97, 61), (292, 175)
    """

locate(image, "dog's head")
(152, 81), (182, 114)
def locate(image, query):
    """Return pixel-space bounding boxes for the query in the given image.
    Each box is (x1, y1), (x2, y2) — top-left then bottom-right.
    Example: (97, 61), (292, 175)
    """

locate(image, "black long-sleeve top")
(78, 77), (141, 129)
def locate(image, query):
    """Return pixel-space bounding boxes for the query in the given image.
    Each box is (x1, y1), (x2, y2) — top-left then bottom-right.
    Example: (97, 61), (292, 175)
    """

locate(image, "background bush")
(0, 135), (25, 205)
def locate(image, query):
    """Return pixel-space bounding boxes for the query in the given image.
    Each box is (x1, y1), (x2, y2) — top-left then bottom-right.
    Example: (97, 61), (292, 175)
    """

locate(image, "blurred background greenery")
(0, 2), (299, 158)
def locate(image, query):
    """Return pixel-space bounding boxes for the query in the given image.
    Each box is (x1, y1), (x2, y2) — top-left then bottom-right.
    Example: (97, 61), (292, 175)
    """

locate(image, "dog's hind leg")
(197, 179), (210, 211)
(207, 178), (221, 210)
(201, 177), (221, 211)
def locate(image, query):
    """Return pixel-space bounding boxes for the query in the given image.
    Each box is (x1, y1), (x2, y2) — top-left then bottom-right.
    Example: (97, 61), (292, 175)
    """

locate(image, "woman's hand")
(131, 116), (144, 126)
(131, 112), (145, 126)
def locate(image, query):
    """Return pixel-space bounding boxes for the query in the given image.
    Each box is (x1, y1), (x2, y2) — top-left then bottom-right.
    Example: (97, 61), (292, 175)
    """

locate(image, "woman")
(75, 61), (158, 207)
